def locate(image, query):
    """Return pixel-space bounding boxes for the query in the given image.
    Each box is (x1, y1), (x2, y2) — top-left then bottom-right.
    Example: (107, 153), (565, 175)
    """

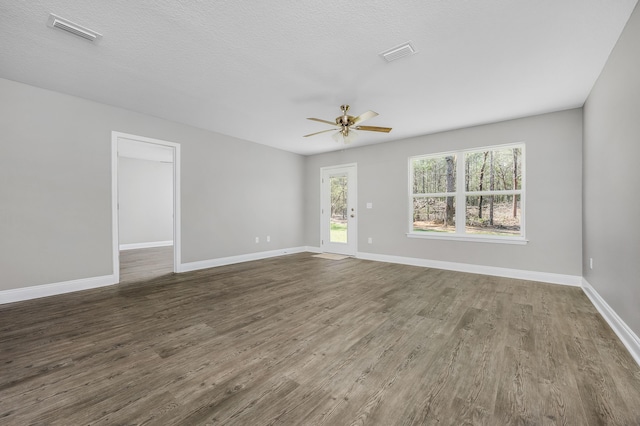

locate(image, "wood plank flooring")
(1, 249), (640, 425)
(119, 246), (174, 284)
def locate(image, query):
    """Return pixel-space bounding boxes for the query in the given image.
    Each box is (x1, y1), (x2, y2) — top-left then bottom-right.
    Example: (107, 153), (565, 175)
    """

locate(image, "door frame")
(320, 163), (357, 256)
(111, 131), (181, 281)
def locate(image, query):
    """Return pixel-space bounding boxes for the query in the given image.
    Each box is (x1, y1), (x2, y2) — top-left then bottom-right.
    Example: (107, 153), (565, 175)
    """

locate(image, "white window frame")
(407, 142), (526, 245)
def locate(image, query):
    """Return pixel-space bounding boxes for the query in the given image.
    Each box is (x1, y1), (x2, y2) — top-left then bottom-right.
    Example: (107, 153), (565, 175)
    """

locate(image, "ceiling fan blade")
(307, 117), (338, 126)
(352, 110), (378, 125)
(355, 125), (392, 133)
(303, 128), (337, 137)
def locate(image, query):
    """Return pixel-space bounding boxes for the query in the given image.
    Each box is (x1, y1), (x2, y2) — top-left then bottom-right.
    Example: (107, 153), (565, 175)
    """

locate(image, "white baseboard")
(355, 251), (582, 287)
(0, 274), (118, 305)
(1, 247), (311, 304)
(120, 240), (173, 251)
(582, 279), (640, 367)
(178, 246), (309, 273)
(304, 246), (322, 254)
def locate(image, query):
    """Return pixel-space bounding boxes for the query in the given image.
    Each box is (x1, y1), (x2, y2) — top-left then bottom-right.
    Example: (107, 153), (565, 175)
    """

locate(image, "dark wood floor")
(119, 246), (174, 284)
(1, 249), (639, 425)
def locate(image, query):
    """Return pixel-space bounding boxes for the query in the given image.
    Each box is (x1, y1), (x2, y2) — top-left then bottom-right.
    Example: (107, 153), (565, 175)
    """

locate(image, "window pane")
(412, 155), (456, 194)
(330, 175), (348, 243)
(465, 147), (522, 192)
(465, 194), (521, 236)
(413, 197), (456, 233)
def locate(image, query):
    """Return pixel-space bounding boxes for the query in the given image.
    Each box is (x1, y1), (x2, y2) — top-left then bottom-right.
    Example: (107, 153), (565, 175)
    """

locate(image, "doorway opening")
(320, 164), (357, 256)
(111, 132), (181, 283)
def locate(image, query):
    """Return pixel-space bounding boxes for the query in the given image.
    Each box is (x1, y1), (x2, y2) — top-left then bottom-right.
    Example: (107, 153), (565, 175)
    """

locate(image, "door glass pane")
(330, 175), (348, 243)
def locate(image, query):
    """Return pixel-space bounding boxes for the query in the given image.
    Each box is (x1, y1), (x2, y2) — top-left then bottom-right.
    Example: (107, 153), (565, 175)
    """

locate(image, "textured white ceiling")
(0, 1), (637, 155)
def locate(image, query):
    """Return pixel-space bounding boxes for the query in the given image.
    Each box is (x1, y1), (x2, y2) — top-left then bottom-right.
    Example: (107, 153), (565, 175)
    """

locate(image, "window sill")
(406, 232), (528, 245)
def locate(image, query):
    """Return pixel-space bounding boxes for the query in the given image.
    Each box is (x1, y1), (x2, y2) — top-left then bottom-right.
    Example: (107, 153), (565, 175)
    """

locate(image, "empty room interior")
(1, 1), (640, 425)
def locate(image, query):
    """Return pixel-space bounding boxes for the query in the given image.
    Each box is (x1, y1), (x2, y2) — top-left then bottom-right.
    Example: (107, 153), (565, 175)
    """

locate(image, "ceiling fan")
(304, 105), (392, 144)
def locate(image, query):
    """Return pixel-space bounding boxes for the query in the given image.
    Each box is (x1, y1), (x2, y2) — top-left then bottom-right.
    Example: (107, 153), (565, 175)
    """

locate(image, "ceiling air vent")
(379, 41), (416, 62)
(47, 13), (102, 42)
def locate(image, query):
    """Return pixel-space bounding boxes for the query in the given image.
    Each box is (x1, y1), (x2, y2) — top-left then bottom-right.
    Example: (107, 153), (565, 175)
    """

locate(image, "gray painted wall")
(305, 109), (583, 276)
(118, 157), (173, 245)
(583, 4), (640, 336)
(0, 77), (305, 291)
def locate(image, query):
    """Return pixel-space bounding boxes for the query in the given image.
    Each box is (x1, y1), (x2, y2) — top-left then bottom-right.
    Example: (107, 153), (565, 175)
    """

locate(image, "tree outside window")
(410, 144), (524, 240)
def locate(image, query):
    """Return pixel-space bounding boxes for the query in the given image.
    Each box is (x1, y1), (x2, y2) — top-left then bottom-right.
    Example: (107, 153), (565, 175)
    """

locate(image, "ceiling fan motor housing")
(336, 105), (354, 129)
(336, 115), (354, 127)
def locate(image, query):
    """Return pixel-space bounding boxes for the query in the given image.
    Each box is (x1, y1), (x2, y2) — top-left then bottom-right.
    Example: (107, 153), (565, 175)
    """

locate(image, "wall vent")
(379, 41), (417, 62)
(47, 13), (102, 42)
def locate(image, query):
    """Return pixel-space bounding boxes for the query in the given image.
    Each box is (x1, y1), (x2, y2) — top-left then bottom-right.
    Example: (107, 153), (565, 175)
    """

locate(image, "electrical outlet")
(255, 237), (259, 243)
(267, 235), (271, 242)
(368, 237), (373, 244)
(590, 258), (593, 269)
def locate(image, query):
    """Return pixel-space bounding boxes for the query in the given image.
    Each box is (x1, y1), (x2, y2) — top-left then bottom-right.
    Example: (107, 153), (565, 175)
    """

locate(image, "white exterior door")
(321, 164), (357, 256)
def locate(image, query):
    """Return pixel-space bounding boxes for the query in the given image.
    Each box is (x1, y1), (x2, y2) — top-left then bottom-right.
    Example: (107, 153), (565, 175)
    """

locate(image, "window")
(409, 143), (525, 243)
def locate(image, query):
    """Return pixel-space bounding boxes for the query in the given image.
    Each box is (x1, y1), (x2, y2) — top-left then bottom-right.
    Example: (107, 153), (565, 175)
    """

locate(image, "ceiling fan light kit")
(304, 104), (392, 144)
(332, 129), (358, 144)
